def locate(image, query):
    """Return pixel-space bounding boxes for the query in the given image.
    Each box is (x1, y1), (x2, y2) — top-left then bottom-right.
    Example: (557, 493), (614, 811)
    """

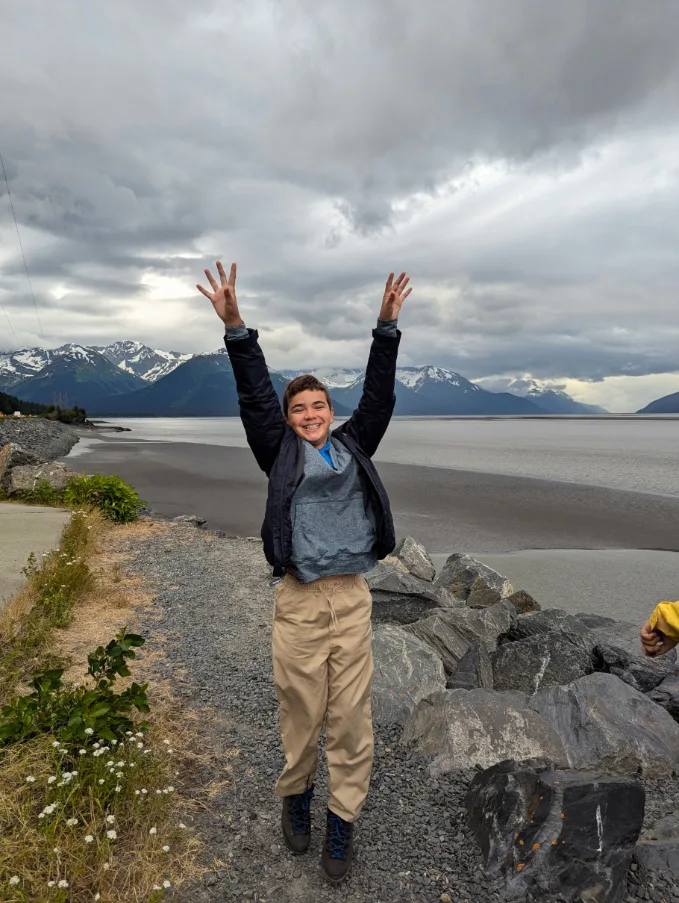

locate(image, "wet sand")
(61, 434), (679, 624)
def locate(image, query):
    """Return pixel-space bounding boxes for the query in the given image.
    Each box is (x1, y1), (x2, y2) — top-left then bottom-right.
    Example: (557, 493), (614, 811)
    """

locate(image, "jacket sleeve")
(335, 328), (401, 458)
(224, 329), (286, 475)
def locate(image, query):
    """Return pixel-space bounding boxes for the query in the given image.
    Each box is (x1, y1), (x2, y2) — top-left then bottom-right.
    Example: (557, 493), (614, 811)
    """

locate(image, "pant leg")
(272, 576), (331, 797)
(325, 576), (374, 822)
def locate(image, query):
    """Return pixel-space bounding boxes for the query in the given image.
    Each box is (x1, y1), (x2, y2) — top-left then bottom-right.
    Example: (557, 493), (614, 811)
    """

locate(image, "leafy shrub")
(18, 478), (62, 506)
(0, 629), (149, 746)
(63, 473), (146, 523)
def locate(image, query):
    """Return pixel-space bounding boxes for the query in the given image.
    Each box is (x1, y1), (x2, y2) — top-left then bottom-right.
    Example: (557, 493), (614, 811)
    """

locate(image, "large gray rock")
(593, 643), (678, 693)
(392, 535), (436, 582)
(467, 759), (645, 903)
(406, 611), (494, 689)
(371, 625), (445, 726)
(492, 631), (593, 694)
(647, 673), (679, 721)
(366, 560), (460, 624)
(0, 441), (39, 492)
(528, 673), (679, 777)
(506, 609), (591, 642)
(401, 688), (568, 773)
(8, 461), (79, 495)
(434, 553), (513, 607)
(634, 814), (679, 880)
(403, 673), (679, 776)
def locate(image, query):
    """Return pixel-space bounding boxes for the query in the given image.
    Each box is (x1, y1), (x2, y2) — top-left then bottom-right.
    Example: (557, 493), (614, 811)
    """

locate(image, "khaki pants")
(272, 572), (374, 822)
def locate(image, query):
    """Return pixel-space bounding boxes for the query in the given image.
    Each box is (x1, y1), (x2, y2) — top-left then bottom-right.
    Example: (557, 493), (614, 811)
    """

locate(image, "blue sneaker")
(281, 785), (314, 854)
(322, 808), (354, 884)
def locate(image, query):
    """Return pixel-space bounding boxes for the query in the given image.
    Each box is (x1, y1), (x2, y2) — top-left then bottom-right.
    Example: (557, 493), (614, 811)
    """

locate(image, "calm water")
(78, 416), (679, 498)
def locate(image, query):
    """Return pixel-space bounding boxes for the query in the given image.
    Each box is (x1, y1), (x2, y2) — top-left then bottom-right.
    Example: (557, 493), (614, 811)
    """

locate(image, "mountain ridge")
(3, 340), (608, 416)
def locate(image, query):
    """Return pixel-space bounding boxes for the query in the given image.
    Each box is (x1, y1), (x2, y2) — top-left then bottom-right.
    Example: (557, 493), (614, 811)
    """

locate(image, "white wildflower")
(107, 760), (114, 767)
(95, 895), (101, 901)
(156, 790), (162, 795)
(38, 813), (46, 819)
(85, 835), (94, 843)
(163, 880), (171, 888)
(47, 776), (57, 784)
(167, 786), (175, 793)
(137, 742), (144, 749)
(116, 771), (123, 778)
(135, 731), (144, 738)
(143, 749), (151, 755)
(135, 790), (141, 796)
(163, 739), (170, 745)
(26, 775), (36, 783)
(66, 818), (78, 826)
(106, 815), (115, 824)
(79, 749), (87, 755)
(111, 739), (118, 746)
(125, 731), (133, 737)
(53, 847), (61, 854)
(48, 880), (56, 887)
(114, 785), (122, 792)
(116, 760), (125, 767)
(162, 845), (170, 853)
(149, 827), (157, 835)
(98, 779), (105, 785)
(103, 863), (110, 871)
(86, 729), (96, 737)
(58, 879), (69, 888)
(141, 789), (148, 795)
(179, 822), (187, 829)
(9, 876), (20, 886)
(106, 829), (117, 840)
(52, 741), (61, 748)
(153, 886), (161, 892)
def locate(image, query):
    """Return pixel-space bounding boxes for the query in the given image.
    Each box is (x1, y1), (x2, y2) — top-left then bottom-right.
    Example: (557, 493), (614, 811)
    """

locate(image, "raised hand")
(197, 261), (243, 327)
(379, 271), (412, 321)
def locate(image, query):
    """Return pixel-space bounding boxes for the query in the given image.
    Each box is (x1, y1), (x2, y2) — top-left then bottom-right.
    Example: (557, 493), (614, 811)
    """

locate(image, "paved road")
(0, 502), (71, 608)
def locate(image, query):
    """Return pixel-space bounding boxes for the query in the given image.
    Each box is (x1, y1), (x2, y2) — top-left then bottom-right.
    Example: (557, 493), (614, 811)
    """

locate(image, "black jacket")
(225, 327), (400, 577)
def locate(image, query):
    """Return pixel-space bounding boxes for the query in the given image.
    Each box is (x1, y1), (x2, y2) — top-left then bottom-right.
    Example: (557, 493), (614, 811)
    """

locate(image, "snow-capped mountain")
(477, 377), (607, 414)
(0, 345), (103, 388)
(92, 341), (194, 382)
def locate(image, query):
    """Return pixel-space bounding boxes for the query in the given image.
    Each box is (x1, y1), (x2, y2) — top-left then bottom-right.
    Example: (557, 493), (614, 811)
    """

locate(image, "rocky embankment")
(0, 418), (82, 495)
(0, 417), (80, 463)
(118, 523), (679, 903)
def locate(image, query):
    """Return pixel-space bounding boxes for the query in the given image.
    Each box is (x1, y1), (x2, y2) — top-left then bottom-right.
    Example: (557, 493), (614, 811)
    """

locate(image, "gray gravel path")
(122, 523), (679, 903)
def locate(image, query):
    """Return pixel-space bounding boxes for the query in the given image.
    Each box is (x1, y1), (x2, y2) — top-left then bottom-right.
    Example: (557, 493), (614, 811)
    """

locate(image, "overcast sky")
(1, 0), (678, 412)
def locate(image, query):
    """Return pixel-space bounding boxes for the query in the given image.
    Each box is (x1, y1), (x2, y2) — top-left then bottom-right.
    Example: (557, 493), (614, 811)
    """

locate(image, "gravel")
(0, 418), (79, 462)
(121, 522), (679, 903)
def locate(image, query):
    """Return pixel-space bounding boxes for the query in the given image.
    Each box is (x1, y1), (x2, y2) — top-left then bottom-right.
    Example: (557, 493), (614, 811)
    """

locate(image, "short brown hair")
(283, 375), (333, 416)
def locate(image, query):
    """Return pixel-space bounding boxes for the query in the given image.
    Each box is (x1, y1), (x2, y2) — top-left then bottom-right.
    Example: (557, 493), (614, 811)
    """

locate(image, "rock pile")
(370, 537), (679, 902)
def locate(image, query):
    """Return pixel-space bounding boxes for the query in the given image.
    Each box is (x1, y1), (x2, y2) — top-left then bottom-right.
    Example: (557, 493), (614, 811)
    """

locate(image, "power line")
(0, 149), (44, 341)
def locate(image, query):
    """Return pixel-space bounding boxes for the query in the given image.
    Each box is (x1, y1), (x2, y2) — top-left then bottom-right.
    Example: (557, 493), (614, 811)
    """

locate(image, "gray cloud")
(1, 0), (678, 409)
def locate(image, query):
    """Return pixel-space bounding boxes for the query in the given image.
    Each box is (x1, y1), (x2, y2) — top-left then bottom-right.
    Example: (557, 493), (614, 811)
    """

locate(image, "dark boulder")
(593, 643), (677, 693)
(434, 553), (513, 606)
(466, 759), (645, 903)
(505, 609), (591, 643)
(492, 630), (593, 694)
(366, 560), (459, 624)
(647, 673), (679, 721)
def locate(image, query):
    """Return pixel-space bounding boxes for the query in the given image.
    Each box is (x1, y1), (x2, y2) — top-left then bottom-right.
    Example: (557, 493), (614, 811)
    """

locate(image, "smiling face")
(286, 389), (335, 448)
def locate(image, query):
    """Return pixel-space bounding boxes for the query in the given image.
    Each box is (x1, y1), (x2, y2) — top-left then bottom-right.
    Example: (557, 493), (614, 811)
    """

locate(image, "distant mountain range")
(0, 341), (614, 417)
(637, 390), (679, 414)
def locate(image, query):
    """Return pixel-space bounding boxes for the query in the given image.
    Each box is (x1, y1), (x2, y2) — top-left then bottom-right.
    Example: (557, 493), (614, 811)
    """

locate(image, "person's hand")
(640, 619), (679, 656)
(197, 261), (243, 327)
(379, 271), (412, 320)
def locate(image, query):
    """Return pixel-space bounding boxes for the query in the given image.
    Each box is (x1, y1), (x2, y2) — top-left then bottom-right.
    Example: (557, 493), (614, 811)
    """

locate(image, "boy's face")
(286, 390), (334, 448)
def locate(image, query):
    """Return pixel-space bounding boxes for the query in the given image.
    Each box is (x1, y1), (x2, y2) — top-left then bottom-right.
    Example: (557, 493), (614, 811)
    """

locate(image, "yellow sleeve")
(649, 601), (679, 639)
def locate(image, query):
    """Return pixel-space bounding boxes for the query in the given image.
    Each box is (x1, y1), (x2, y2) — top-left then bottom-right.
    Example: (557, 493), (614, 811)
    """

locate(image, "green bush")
(63, 474), (146, 523)
(17, 478), (61, 506)
(0, 629), (149, 746)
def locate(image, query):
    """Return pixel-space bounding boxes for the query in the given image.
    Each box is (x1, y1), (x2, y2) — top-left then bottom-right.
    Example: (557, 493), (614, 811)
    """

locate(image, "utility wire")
(0, 149), (44, 341)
